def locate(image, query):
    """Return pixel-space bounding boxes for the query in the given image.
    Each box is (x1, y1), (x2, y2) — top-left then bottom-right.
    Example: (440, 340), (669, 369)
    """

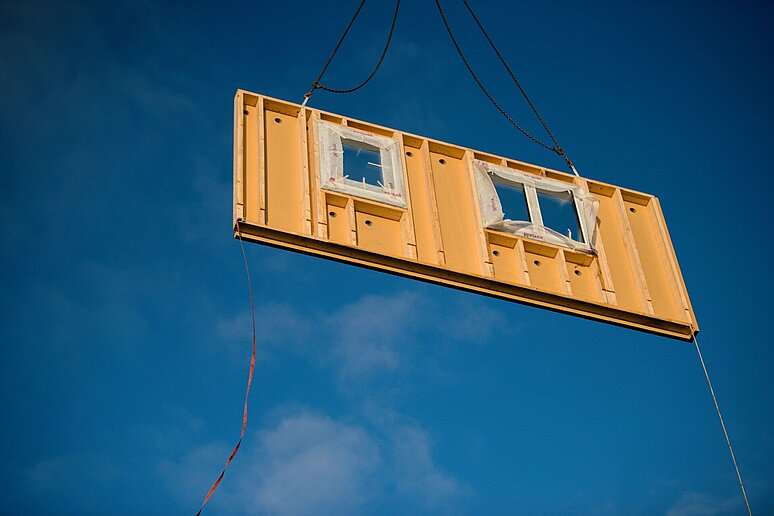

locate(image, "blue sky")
(1, 0), (773, 514)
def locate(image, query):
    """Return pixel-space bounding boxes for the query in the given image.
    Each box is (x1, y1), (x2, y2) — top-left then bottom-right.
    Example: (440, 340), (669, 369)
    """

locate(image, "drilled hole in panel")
(274, 117), (282, 124)
(629, 207), (637, 213)
(329, 211), (337, 218)
(243, 110), (249, 116)
(405, 151), (413, 157)
(438, 158), (446, 165)
(365, 220), (373, 227)
(574, 269), (582, 276)
(492, 250), (500, 257)
(533, 259), (541, 267)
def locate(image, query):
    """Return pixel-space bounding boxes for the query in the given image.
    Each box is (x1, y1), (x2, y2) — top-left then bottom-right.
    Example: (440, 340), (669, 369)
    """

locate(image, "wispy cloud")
(666, 491), (742, 516)
(217, 303), (309, 344)
(177, 157), (233, 244)
(432, 295), (509, 343)
(195, 291), (490, 513)
(14, 264), (152, 353)
(216, 302), (311, 365)
(390, 424), (469, 509)
(166, 407), (468, 514)
(326, 291), (420, 377)
(158, 440), (232, 508)
(28, 453), (121, 492)
(218, 290), (511, 384)
(247, 411), (382, 515)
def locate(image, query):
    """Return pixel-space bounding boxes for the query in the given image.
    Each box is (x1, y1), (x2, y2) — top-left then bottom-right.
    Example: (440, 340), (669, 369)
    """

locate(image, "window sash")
(473, 159), (598, 252)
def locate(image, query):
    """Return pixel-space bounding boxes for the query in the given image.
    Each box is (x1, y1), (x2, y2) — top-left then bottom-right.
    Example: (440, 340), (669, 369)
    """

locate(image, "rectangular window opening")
(537, 190), (584, 243)
(342, 140), (383, 188)
(493, 179), (530, 223)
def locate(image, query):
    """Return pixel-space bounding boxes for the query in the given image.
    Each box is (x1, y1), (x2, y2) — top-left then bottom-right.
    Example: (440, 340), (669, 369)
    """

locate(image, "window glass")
(342, 140), (382, 187)
(537, 189), (583, 242)
(493, 179), (530, 222)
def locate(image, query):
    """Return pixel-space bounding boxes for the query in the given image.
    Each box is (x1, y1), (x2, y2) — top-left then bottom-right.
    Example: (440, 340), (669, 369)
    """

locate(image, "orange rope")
(196, 220), (257, 515)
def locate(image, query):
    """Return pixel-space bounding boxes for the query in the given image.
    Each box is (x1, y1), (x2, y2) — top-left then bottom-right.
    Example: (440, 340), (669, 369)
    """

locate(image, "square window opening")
(317, 121), (407, 208)
(493, 178), (530, 223)
(537, 190), (584, 243)
(342, 140), (383, 188)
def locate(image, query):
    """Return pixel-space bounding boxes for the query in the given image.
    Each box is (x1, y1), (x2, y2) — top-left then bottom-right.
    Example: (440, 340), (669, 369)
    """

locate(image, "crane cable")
(302, 0), (401, 106)
(434, 0), (578, 176)
(302, 0), (577, 175)
(693, 333), (753, 515)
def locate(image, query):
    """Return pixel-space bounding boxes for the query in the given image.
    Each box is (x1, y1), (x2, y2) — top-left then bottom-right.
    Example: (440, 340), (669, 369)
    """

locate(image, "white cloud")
(666, 491), (742, 516)
(165, 408), (468, 514)
(434, 296), (509, 343)
(178, 161), (232, 244)
(217, 303), (307, 344)
(217, 289), (510, 383)
(326, 291), (420, 377)
(216, 302), (312, 366)
(214, 291), (436, 377)
(216, 310), (255, 341)
(16, 263), (152, 353)
(390, 425), (469, 508)
(158, 440), (233, 508)
(246, 412), (382, 515)
(29, 452), (121, 492)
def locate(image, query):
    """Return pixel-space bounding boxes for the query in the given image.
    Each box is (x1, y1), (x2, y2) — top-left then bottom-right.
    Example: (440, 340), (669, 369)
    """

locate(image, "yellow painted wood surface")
(233, 90), (698, 340)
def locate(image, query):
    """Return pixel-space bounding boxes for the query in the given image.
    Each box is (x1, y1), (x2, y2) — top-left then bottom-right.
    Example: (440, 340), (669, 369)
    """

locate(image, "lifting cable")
(302, 0), (577, 175)
(195, 220), (257, 515)
(302, 0), (401, 106)
(434, 0), (578, 176)
(692, 333), (753, 515)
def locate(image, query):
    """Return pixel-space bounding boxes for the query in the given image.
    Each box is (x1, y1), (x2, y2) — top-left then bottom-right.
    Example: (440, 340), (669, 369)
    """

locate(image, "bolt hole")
(438, 158), (446, 165)
(533, 259), (541, 267)
(274, 117), (282, 124)
(329, 211), (336, 218)
(574, 269), (582, 276)
(365, 220), (373, 227)
(405, 151), (413, 157)
(629, 207), (636, 213)
(492, 250), (500, 257)
(243, 110), (249, 116)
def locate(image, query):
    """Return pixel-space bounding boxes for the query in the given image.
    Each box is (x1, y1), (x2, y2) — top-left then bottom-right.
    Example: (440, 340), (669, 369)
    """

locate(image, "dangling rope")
(434, 0), (578, 176)
(692, 333), (752, 515)
(196, 219), (257, 515)
(302, 0), (401, 106)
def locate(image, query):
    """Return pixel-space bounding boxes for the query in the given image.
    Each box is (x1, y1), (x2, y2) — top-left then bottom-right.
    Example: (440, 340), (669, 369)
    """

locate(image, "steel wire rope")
(195, 220), (257, 515)
(434, 0), (579, 175)
(692, 333), (753, 515)
(303, 0), (401, 105)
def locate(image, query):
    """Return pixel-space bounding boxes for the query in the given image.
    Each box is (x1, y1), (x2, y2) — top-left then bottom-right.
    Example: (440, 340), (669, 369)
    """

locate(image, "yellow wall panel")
(325, 194), (350, 246)
(589, 186), (645, 312)
(565, 256), (601, 302)
(624, 198), (683, 321)
(354, 201), (404, 257)
(234, 90), (698, 340)
(404, 142), (441, 265)
(264, 109), (303, 233)
(523, 243), (563, 294)
(489, 241), (524, 283)
(429, 151), (482, 275)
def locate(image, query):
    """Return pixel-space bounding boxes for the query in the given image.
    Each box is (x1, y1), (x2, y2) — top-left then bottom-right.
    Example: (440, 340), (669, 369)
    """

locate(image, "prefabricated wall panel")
(234, 90), (698, 341)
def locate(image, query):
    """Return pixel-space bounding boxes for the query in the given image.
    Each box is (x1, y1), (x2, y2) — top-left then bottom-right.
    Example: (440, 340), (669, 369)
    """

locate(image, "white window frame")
(317, 121), (407, 208)
(473, 159), (598, 252)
